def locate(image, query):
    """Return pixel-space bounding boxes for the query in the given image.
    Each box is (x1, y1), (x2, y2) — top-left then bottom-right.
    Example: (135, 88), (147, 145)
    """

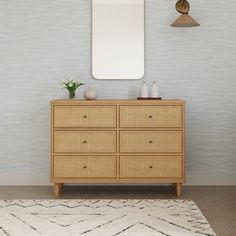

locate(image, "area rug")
(0, 199), (216, 236)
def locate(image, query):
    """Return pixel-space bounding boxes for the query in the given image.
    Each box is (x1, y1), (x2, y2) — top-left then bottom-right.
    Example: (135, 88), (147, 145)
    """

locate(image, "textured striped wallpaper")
(0, 0), (236, 184)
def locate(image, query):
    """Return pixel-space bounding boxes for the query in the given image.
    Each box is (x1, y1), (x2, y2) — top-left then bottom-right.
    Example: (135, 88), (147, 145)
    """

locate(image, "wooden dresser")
(51, 99), (185, 197)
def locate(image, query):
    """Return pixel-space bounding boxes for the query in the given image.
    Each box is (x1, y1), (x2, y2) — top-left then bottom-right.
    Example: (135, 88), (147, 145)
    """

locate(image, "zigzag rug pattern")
(0, 199), (216, 236)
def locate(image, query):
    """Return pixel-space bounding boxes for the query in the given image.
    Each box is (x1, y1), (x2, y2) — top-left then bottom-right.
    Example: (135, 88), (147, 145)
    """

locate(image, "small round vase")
(83, 87), (97, 100)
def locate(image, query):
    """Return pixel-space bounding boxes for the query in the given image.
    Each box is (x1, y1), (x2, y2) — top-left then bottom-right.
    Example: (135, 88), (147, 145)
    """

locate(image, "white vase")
(140, 81), (148, 98)
(83, 87), (97, 100)
(151, 81), (158, 98)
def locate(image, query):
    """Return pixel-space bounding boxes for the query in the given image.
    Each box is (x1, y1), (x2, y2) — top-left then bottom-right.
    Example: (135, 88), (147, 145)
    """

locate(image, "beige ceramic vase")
(83, 87), (97, 100)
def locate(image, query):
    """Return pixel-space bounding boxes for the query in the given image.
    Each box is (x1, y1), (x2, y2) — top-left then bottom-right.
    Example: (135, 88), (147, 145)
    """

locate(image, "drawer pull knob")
(83, 165), (87, 169)
(149, 115), (153, 118)
(149, 140), (153, 144)
(149, 166), (153, 169)
(83, 115), (87, 118)
(83, 140), (87, 144)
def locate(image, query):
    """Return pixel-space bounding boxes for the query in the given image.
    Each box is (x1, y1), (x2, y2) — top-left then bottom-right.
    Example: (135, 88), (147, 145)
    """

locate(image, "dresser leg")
(58, 183), (63, 189)
(176, 183), (182, 197)
(54, 183), (61, 197)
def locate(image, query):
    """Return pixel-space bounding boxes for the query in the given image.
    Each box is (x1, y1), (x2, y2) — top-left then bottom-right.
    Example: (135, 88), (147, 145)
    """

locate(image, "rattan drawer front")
(54, 106), (116, 128)
(120, 106), (182, 128)
(120, 156), (182, 178)
(54, 131), (117, 153)
(54, 156), (116, 178)
(120, 131), (182, 153)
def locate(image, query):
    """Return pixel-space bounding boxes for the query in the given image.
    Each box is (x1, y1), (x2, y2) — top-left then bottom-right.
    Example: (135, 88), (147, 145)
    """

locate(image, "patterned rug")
(0, 199), (216, 236)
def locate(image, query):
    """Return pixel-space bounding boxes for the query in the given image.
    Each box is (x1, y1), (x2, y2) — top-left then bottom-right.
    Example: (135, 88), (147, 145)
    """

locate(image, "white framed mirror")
(92, 0), (145, 80)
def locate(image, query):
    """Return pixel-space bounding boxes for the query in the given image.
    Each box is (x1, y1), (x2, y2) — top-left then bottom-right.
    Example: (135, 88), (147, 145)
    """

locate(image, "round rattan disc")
(175, 0), (190, 14)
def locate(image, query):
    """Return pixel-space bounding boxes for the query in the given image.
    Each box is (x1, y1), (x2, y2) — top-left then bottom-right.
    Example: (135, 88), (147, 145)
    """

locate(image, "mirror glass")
(92, 0), (144, 80)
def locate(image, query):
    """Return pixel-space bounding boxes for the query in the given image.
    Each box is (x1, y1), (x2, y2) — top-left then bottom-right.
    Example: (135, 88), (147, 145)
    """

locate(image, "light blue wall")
(0, 0), (236, 184)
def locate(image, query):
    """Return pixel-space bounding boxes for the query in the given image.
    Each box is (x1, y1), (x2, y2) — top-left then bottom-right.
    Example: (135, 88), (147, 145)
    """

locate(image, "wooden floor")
(0, 185), (235, 236)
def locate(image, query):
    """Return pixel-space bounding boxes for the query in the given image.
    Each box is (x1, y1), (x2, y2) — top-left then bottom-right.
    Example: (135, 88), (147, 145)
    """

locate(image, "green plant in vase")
(62, 79), (84, 99)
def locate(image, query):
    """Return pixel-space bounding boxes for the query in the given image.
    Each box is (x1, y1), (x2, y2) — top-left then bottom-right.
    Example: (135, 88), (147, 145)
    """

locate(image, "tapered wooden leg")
(176, 183), (182, 197)
(58, 183), (63, 189)
(54, 183), (60, 197)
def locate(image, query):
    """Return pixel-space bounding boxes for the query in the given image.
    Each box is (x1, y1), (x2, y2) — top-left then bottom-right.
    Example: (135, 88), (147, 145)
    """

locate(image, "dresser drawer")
(120, 156), (182, 178)
(120, 106), (182, 128)
(54, 106), (116, 128)
(120, 131), (182, 153)
(54, 131), (116, 153)
(54, 156), (116, 178)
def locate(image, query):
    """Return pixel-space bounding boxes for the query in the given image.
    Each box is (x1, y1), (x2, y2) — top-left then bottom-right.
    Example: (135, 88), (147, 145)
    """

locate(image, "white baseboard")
(0, 170), (235, 185)
(0, 171), (51, 185)
(185, 170), (236, 185)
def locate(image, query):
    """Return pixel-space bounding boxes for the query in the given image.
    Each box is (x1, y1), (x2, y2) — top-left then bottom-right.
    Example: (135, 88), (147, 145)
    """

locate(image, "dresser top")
(51, 99), (185, 105)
